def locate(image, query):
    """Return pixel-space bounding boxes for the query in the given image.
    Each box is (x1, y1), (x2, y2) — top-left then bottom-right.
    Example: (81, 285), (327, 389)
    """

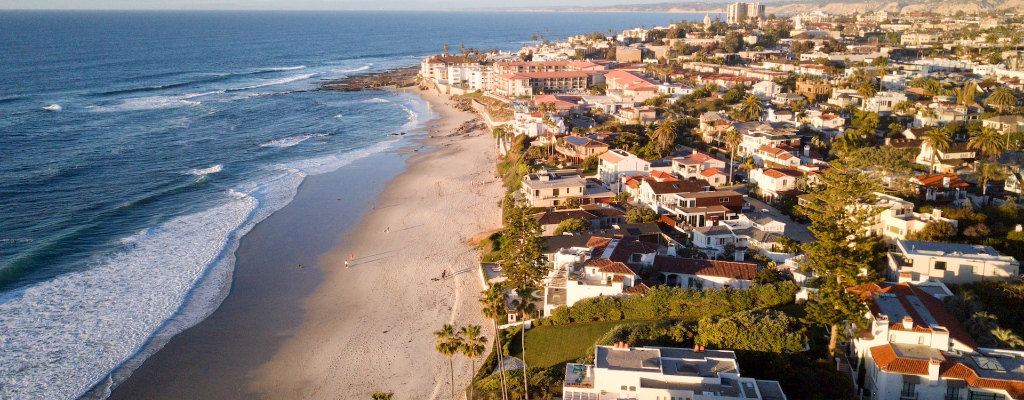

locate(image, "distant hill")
(506, 0), (1024, 15)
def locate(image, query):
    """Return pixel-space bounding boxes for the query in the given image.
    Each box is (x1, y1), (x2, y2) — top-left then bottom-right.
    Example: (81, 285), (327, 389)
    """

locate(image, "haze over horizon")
(0, 0), (738, 11)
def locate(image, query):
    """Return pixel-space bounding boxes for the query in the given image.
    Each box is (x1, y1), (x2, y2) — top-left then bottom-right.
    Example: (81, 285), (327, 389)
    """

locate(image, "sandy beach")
(109, 87), (503, 399)
(250, 88), (503, 398)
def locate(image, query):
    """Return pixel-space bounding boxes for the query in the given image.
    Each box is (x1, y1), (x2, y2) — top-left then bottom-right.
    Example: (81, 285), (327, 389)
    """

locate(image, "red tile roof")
(912, 173), (970, 188)
(652, 256), (757, 280)
(870, 344), (938, 376)
(851, 282), (979, 349)
(700, 168), (726, 178)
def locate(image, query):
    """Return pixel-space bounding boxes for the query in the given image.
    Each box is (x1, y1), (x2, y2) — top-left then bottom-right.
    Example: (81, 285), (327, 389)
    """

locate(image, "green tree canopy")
(625, 206), (659, 223)
(553, 218), (593, 235)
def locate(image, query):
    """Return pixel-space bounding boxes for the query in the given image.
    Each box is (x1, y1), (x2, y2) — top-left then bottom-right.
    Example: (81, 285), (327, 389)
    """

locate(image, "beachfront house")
(521, 171), (587, 208)
(563, 344), (788, 400)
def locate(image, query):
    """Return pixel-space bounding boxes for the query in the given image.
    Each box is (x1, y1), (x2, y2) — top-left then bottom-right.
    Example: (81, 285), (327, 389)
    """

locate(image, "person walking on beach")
(345, 261), (349, 268)
(384, 227), (389, 234)
(350, 253), (354, 261)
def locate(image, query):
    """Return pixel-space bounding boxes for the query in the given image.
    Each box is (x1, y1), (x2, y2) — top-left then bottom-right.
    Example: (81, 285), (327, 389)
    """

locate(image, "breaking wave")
(258, 133), (329, 148)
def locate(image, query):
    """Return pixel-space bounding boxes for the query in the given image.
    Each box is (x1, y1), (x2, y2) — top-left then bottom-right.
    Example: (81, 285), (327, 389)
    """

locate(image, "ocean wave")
(365, 98), (390, 103)
(88, 95), (205, 113)
(42, 104), (62, 111)
(184, 165), (223, 176)
(226, 73), (317, 92)
(266, 65), (306, 72)
(335, 64), (372, 74)
(258, 133), (328, 148)
(0, 193), (258, 400)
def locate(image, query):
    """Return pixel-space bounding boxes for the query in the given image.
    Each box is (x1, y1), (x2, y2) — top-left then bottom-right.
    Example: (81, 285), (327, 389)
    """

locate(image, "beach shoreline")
(107, 86), (503, 400)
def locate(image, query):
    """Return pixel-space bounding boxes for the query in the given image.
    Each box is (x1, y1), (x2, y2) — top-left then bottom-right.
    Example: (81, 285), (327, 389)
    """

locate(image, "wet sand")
(108, 88), (502, 399)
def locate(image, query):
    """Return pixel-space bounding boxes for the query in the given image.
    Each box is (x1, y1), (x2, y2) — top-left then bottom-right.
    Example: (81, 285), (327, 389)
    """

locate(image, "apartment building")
(726, 2), (765, 24)
(599, 149), (652, 192)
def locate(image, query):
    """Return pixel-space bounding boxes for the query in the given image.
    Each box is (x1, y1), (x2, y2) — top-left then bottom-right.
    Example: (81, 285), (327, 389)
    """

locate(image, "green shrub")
(696, 309), (807, 353)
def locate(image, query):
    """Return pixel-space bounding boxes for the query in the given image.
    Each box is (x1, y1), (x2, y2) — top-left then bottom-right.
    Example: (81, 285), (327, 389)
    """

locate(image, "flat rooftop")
(595, 346), (662, 372)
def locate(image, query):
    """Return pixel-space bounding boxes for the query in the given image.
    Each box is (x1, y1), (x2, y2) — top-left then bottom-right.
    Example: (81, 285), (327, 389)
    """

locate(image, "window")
(621, 386), (627, 391)
(969, 392), (1005, 400)
(630, 253), (642, 263)
(553, 188), (559, 196)
(889, 226), (903, 235)
(901, 382), (916, 397)
(945, 387), (960, 400)
(964, 265), (977, 275)
(935, 261), (947, 271)
(719, 197), (729, 203)
(919, 336), (925, 344)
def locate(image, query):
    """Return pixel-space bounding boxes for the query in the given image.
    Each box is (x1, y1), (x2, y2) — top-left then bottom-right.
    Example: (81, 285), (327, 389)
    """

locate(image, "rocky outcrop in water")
(320, 67), (419, 92)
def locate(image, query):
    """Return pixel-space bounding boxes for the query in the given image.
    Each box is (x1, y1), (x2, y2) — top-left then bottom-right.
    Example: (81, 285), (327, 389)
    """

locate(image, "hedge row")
(538, 281), (800, 326)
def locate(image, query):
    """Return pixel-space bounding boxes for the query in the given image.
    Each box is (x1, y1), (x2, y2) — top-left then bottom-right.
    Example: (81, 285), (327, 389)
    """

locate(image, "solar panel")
(973, 356), (1006, 371)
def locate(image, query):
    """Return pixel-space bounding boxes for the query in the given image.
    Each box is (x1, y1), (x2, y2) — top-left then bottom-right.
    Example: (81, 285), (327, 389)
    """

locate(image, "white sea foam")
(184, 165), (223, 176)
(42, 104), (62, 111)
(258, 133), (328, 148)
(89, 96), (203, 113)
(333, 114), (343, 120)
(336, 64), (372, 73)
(231, 73), (316, 91)
(365, 98), (390, 103)
(0, 137), (406, 400)
(267, 65), (306, 72)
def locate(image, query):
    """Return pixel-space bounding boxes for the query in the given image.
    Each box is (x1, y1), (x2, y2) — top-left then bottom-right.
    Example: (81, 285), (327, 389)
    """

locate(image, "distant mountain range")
(504, 0), (1023, 15)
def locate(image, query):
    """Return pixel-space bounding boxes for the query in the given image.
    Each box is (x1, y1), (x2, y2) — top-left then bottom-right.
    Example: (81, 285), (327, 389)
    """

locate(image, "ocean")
(0, 10), (706, 399)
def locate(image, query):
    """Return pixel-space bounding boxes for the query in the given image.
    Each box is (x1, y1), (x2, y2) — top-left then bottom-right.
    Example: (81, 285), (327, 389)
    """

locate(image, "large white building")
(563, 344), (787, 400)
(887, 240), (1020, 284)
(870, 193), (958, 243)
(726, 2), (765, 24)
(598, 149), (652, 192)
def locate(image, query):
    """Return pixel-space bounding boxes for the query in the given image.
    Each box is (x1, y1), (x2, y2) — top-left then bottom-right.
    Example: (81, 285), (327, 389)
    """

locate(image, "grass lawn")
(507, 320), (631, 368)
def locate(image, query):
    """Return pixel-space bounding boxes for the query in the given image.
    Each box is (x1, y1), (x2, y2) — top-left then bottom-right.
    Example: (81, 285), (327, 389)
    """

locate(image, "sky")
(0, 0), (688, 10)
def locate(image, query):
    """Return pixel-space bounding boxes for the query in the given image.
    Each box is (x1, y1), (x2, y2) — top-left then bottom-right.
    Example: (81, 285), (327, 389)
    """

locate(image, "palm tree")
(956, 82), (980, 109)
(922, 128), (952, 173)
(724, 129), (742, 185)
(511, 288), (539, 400)
(991, 327), (1024, 348)
(976, 162), (1006, 201)
(966, 311), (999, 338)
(650, 122), (678, 156)
(435, 324), (463, 400)
(737, 94), (763, 122)
(459, 325), (487, 400)
(480, 284), (509, 400)
(986, 87), (1018, 112)
(968, 127), (1004, 160)
(857, 80), (879, 102)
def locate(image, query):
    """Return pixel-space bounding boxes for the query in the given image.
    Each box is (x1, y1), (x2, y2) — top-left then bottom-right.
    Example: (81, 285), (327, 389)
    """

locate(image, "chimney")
(928, 358), (942, 380)
(803, 145), (810, 157)
(885, 137), (892, 146)
(902, 316), (914, 330)
(932, 209), (942, 219)
(942, 176), (950, 188)
(692, 149), (698, 155)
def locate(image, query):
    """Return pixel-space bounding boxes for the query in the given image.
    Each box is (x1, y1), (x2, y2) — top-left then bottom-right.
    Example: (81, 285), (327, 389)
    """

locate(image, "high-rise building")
(726, 2), (765, 24)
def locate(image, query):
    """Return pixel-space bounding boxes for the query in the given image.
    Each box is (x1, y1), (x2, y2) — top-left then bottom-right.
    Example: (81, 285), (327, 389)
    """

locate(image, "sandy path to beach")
(251, 88), (503, 399)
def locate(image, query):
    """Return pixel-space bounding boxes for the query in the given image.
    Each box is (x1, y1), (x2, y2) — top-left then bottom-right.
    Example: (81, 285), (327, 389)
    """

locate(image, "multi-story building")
(851, 282), (1024, 400)
(672, 150), (727, 180)
(796, 79), (831, 102)
(521, 171), (588, 208)
(870, 193), (958, 243)
(563, 345), (787, 400)
(494, 71), (591, 97)
(419, 55), (478, 84)
(886, 240), (1020, 284)
(599, 149), (652, 192)
(726, 2), (765, 25)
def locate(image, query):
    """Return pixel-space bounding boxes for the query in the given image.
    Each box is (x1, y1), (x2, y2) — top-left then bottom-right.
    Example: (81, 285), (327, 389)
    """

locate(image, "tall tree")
(724, 129), (742, 185)
(968, 126), (1004, 160)
(480, 283), (509, 400)
(511, 288), (539, 400)
(459, 325), (487, 400)
(976, 162), (1006, 201)
(986, 87), (1019, 112)
(499, 204), (549, 291)
(650, 122), (678, 156)
(955, 82), (980, 109)
(922, 128), (952, 173)
(737, 94), (763, 122)
(434, 324), (463, 400)
(796, 169), (886, 353)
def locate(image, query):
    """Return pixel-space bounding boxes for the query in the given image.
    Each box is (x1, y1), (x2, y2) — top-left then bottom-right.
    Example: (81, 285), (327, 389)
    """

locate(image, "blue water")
(0, 10), (704, 400)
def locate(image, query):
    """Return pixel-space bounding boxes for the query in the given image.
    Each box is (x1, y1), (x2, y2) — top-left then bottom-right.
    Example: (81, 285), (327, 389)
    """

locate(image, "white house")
(862, 91), (909, 115)
(751, 80), (783, 98)
(599, 149), (652, 192)
(870, 192), (958, 243)
(637, 179), (711, 214)
(886, 240), (1020, 284)
(542, 236), (658, 316)
(850, 282), (1024, 400)
(809, 113), (845, 130)
(563, 345), (788, 400)
(520, 171), (587, 208)
(655, 255), (758, 289)
(749, 168), (802, 202)
(513, 111), (566, 138)
(672, 150), (727, 180)
(916, 142), (976, 173)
